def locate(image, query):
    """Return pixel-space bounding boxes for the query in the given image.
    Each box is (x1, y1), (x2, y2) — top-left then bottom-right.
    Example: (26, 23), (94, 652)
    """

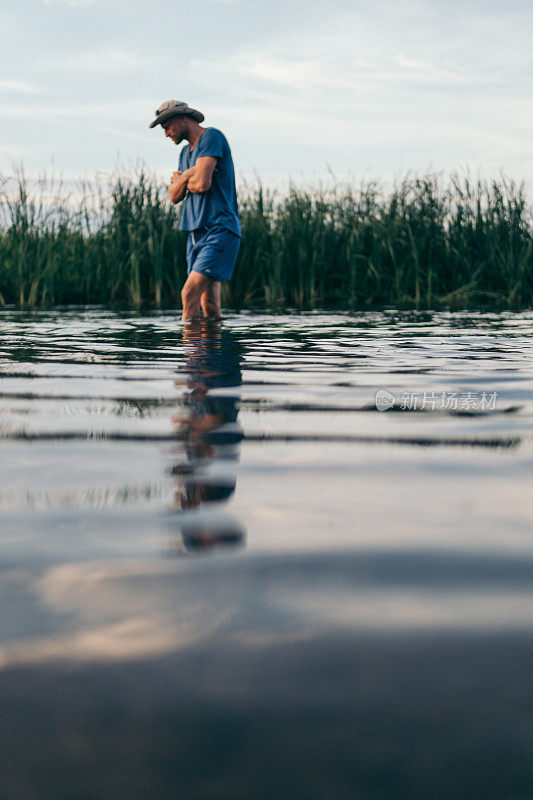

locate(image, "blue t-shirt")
(179, 127), (241, 237)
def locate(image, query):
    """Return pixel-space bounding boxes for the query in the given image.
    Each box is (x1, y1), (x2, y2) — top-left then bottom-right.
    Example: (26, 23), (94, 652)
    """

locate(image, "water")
(1, 309), (533, 799)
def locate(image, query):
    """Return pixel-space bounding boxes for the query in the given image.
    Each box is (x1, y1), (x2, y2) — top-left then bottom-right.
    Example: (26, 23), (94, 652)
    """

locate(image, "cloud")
(43, 0), (99, 6)
(194, 53), (471, 95)
(0, 99), (153, 123)
(190, 0), (531, 102)
(0, 144), (30, 158)
(37, 47), (147, 73)
(0, 80), (40, 94)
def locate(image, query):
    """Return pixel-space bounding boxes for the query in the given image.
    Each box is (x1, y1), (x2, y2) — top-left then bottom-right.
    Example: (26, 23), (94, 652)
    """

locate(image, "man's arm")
(169, 168), (193, 204)
(168, 156), (217, 203)
(186, 156), (217, 193)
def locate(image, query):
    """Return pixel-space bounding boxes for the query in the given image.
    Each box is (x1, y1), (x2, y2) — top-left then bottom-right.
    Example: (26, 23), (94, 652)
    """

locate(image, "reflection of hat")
(149, 100), (204, 128)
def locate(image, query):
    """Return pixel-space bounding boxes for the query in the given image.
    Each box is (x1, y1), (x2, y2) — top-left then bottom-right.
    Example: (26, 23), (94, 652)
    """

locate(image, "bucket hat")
(149, 100), (204, 128)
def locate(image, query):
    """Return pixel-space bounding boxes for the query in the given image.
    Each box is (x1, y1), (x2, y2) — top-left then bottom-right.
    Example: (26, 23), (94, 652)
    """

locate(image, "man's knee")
(201, 287), (221, 315)
(181, 280), (200, 305)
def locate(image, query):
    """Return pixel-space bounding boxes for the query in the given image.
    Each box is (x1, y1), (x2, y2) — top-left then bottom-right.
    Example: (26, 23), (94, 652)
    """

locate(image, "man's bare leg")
(200, 279), (221, 318)
(181, 271), (215, 321)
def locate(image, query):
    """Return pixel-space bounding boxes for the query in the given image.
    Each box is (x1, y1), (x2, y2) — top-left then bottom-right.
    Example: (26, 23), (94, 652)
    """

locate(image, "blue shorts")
(186, 224), (241, 282)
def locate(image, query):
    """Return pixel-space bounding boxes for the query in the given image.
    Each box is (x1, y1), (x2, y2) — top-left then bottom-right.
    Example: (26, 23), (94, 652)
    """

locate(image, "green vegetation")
(0, 166), (531, 310)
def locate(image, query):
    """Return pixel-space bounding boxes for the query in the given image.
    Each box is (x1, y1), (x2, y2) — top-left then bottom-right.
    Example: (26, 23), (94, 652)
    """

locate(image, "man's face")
(162, 117), (187, 144)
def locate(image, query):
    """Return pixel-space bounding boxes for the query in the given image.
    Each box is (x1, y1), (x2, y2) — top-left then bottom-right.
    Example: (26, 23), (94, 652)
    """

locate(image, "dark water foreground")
(0, 309), (533, 800)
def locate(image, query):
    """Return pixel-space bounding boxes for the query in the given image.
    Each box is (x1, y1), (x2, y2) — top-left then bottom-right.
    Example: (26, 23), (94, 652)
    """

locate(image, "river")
(1, 309), (532, 799)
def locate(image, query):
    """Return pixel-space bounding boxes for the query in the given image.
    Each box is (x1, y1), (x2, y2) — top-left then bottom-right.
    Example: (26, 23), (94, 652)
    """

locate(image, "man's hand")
(169, 168), (193, 204)
(168, 157), (217, 203)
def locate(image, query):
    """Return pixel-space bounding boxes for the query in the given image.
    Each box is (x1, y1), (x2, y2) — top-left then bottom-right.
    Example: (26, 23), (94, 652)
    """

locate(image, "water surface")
(1, 309), (533, 799)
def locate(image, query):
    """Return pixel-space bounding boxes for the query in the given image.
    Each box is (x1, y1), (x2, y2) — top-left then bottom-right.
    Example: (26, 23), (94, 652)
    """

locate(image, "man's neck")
(187, 124), (205, 151)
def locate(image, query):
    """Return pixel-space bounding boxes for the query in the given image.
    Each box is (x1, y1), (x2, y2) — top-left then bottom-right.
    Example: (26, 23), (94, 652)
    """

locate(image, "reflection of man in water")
(170, 319), (245, 552)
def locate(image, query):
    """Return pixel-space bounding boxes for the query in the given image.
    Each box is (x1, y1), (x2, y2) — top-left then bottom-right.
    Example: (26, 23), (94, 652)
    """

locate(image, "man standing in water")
(149, 100), (241, 321)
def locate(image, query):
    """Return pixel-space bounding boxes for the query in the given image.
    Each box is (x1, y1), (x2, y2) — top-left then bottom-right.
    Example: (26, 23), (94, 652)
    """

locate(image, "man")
(149, 100), (241, 321)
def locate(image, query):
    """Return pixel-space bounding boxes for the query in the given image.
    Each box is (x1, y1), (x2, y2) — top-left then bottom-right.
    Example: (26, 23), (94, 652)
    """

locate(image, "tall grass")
(0, 166), (531, 310)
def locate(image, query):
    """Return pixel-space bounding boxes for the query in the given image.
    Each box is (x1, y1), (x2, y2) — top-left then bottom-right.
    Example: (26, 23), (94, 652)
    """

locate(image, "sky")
(1, 0), (532, 189)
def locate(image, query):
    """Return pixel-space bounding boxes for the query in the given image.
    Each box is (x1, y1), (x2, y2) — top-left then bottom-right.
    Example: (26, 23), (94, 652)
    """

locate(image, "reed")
(0, 166), (531, 310)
